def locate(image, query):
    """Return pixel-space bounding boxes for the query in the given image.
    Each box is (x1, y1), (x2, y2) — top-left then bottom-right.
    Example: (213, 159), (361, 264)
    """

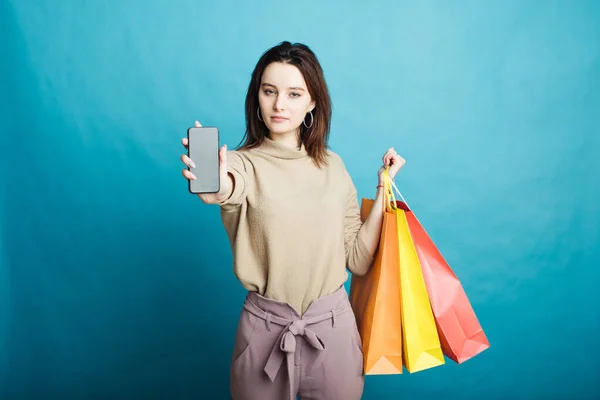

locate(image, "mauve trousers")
(230, 286), (364, 400)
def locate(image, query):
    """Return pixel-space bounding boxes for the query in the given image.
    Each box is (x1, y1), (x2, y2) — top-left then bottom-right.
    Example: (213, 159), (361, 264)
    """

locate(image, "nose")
(273, 94), (285, 111)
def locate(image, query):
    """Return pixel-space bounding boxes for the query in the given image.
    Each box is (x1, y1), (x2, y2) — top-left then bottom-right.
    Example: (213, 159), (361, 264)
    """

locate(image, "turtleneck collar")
(255, 135), (308, 160)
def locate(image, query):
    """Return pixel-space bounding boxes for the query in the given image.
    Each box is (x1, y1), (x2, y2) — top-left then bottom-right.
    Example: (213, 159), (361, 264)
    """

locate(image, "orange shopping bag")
(349, 179), (403, 375)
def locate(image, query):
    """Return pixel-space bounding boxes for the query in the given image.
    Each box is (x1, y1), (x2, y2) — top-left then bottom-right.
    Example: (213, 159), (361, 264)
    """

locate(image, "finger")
(195, 120), (202, 127)
(182, 169), (197, 180)
(389, 154), (403, 165)
(387, 154), (402, 166)
(219, 144), (228, 174)
(180, 154), (196, 168)
(382, 149), (395, 163)
(182, 138), (188, 148)
(391, 156), (406, 167)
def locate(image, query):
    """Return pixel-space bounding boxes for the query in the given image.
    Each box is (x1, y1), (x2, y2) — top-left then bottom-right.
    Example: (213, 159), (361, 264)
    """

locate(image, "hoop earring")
(303, 110), (314, 128)
(257, 107), (263, 122)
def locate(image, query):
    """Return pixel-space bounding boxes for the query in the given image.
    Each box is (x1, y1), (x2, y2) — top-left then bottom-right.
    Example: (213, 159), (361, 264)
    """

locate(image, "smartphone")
(187, 126), (220, 194)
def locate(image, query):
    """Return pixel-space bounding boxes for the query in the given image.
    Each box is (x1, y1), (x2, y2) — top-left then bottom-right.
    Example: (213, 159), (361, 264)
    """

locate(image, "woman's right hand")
(181, 121), (233, 204)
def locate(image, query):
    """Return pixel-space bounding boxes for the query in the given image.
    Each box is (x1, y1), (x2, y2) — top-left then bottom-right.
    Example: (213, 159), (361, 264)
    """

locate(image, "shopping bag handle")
(390, 177), (409, 209)
(383, 167), (410, 211)
(383, 167), (396, 212)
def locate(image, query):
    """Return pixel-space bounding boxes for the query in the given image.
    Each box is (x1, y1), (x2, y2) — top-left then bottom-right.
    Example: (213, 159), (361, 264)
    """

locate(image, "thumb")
(219, 144), (228, 176)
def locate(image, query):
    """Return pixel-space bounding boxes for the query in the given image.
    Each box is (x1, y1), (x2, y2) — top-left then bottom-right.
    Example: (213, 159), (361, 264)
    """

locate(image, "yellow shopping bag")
(385, 170), (445, 373)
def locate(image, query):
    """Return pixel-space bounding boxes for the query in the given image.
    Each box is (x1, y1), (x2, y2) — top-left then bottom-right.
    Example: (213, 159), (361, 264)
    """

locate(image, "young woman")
(180, 41), (404, 400)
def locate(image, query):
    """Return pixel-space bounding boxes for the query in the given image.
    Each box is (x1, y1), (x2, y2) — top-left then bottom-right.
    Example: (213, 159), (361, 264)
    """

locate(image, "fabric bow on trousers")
(230, 287), (365, 400)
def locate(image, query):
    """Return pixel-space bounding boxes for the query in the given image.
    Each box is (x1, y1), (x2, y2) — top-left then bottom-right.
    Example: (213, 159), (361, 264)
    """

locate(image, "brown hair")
(237, 41), (332, 168)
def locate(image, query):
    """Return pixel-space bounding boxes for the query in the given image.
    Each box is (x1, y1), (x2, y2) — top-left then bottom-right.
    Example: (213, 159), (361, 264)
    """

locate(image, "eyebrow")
(261, 83), (306, 91)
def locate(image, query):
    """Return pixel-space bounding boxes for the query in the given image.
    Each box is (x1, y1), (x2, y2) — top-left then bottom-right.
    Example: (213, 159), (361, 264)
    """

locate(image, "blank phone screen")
(187, 127), (219, 194)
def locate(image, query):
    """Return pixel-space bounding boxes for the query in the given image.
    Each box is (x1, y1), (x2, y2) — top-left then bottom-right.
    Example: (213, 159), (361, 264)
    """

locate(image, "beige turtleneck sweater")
(218, 136), (375, 315)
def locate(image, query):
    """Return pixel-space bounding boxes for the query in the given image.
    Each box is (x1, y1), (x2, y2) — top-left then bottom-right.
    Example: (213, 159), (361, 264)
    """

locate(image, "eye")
(290, 92), (301, 98)
(263, 89), (276, 95)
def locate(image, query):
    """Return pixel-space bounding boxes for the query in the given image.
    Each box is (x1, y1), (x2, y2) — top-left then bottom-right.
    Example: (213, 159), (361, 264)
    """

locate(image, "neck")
(267, 130), (301, 150)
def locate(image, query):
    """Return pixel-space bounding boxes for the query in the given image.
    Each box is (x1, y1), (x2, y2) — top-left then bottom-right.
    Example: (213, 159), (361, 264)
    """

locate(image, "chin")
(266, 122), (297, 134)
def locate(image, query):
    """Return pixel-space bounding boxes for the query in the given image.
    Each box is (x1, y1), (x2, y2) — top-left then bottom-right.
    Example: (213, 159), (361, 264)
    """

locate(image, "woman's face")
(258, 62), (315, 138)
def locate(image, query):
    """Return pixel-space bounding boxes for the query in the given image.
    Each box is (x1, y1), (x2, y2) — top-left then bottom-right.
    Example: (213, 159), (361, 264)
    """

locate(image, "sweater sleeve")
(218, 151), (248, 210)
(344, 170), (376, 276)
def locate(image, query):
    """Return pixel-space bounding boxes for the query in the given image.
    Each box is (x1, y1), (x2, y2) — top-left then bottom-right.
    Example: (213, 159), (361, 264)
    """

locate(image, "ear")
(309, 100), (316, 113)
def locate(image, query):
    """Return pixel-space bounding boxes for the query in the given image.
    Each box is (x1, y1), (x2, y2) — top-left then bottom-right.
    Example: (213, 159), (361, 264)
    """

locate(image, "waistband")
(243, 286), (351, 400)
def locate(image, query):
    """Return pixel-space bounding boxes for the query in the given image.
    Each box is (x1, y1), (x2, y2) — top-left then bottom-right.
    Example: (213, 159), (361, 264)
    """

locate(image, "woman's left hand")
(378, 147), (406, 183)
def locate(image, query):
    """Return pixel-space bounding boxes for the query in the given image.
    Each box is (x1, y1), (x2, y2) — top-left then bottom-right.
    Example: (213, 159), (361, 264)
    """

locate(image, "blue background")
(1, 0), (599, 398)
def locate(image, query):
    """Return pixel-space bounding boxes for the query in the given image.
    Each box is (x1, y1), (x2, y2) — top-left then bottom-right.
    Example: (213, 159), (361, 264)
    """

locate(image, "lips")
(270, 116), (288, 123)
